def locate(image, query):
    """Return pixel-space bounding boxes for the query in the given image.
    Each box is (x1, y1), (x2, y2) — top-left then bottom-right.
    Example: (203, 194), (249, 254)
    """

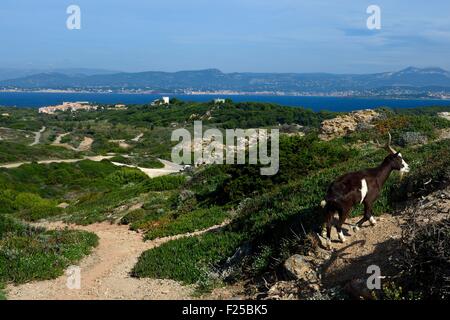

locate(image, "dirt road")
(111, 158), (183, 178)
(0, 157), (183, 178)
(6, 221), (228, 300)
(0, 155), (114, 169)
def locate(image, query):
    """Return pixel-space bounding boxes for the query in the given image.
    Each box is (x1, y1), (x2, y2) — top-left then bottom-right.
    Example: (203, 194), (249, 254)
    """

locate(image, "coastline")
(1, 89), (449, 100)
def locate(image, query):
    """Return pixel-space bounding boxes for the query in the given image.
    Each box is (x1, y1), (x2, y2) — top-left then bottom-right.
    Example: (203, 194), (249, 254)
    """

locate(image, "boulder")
(283, 254), (318, 283)
(319, 109), (380, 141)
(344, 278), (375, 300)
(398, 132), (428, 147)
(57, 202), (70, 209)
(266, 281), (300, 300)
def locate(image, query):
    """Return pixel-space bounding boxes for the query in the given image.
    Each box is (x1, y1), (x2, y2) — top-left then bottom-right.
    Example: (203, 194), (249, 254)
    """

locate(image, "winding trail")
(0, 155), (114, 169)
(6, 220), (229, 300)
(131, 133), (144, 142)
(29, 126), (46, 146)
(52, 133), (94, 152)
(0, 157), (183, 178)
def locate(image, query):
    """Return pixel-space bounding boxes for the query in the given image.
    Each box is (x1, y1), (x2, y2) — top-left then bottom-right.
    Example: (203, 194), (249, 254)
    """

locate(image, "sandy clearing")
(111, 158), (183, 178)
(77, 137), (94, 151)
(438, 112), (450, 121)
(6, 220), (229, 300)
(109, 139), (131, 149)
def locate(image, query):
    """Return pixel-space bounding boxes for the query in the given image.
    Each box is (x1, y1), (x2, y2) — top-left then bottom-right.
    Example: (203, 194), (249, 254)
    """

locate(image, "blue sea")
(1, 92), (450, 112)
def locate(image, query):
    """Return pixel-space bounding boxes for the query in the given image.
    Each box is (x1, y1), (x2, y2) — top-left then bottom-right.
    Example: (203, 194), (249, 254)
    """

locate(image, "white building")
(151, 97), (170, 106)
(162, 97), (170, 104)
(214, 98), (226, 104)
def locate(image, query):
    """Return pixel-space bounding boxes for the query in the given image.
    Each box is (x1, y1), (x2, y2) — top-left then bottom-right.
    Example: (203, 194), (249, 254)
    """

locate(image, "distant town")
(2, 88), (450, 100)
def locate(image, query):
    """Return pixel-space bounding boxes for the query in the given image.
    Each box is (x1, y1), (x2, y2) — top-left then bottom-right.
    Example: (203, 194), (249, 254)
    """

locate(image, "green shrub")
(393, 218), (450, 300)
(132, 231), (244, 284)
(144, 207), (229, 240)
(120, 209), (146, 225)
(143, 175), (186, 191)
(0, 215), (98, 285)
(106, 168), (149, 185)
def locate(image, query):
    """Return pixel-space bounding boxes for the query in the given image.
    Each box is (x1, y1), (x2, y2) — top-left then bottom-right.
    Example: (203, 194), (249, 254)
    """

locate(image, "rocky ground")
(319, 109), (380, 141)
(260, 185), (450, 300)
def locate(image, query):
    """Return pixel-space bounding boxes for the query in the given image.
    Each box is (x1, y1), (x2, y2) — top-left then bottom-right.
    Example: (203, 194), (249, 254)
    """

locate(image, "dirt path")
(52, 133), (93, 152)
(0, 156), (182, 178)
(77, 137), (94, 152)
(6, 221), (229, 300)
(132, 133), (144, 142)
(29, 126), (46, 146)
(319, 214), (404, 287)
(0, 155), (114, 169)
(111, 158), (183, 178)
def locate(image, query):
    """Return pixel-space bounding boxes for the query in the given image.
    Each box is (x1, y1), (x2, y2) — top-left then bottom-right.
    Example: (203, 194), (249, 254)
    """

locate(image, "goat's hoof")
(369, 217), (377, 226)
(353, 225), (360, 233)
(338, 232), (346, 243)
(326, 239), (332, 250)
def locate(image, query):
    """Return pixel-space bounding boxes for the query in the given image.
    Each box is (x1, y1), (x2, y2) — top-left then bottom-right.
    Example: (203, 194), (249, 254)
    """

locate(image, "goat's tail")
(320, 200), (327, 208)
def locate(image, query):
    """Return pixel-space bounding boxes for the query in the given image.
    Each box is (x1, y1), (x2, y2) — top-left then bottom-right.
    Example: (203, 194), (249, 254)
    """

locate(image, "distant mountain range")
(0, 68), (120, 81)
(1, 67), (450, 96)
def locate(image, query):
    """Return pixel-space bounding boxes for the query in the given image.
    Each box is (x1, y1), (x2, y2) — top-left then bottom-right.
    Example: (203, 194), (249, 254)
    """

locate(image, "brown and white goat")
(320, 134), (410, 249)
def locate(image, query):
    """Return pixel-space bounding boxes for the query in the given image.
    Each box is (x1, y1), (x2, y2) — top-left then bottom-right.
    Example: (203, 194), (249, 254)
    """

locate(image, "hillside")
(2, 67), (450, 95)
(1, 101), (450, 300)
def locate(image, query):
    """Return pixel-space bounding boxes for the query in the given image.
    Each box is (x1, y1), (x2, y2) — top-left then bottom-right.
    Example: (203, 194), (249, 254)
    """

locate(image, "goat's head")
(380, 133), (410, 176)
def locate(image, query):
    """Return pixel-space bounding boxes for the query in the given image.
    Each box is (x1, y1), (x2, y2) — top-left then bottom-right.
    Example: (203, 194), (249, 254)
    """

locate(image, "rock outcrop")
(319, 109), (380, 141)
(438, 112), (450, 121)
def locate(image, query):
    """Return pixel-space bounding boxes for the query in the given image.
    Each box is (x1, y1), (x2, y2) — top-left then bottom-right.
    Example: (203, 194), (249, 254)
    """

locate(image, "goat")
(320, 133), (410, 249)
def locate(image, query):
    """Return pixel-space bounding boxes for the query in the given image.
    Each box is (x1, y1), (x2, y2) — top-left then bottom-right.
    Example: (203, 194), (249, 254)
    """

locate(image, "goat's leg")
(336, 211), (348, 243)
(325, 211), (333, 249)
(365, 202), (377, 226)
(354, 203), (374, 231)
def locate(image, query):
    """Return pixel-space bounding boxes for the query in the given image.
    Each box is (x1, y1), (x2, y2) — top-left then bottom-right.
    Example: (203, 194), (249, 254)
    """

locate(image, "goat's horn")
(385, 132), (397, 154)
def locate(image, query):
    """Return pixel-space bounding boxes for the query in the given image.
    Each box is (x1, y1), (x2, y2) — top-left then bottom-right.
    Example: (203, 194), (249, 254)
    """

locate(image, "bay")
(1, 92), (450, 112)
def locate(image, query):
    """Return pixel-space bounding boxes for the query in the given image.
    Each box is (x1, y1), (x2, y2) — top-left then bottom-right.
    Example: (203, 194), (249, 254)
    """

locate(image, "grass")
(0, 141), (80, 164)
(0, 214), (98, 286)
(132, 230), (244, 284)
(144, 207), (230, 240)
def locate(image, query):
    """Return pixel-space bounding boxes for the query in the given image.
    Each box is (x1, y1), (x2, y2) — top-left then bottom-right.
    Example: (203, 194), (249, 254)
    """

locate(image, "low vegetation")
(0, 214), (98, 292)
(1, 101), (450, 299)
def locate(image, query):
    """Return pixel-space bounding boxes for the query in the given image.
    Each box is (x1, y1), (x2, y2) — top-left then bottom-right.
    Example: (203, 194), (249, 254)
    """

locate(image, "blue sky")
(1, 0), (450, 73)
